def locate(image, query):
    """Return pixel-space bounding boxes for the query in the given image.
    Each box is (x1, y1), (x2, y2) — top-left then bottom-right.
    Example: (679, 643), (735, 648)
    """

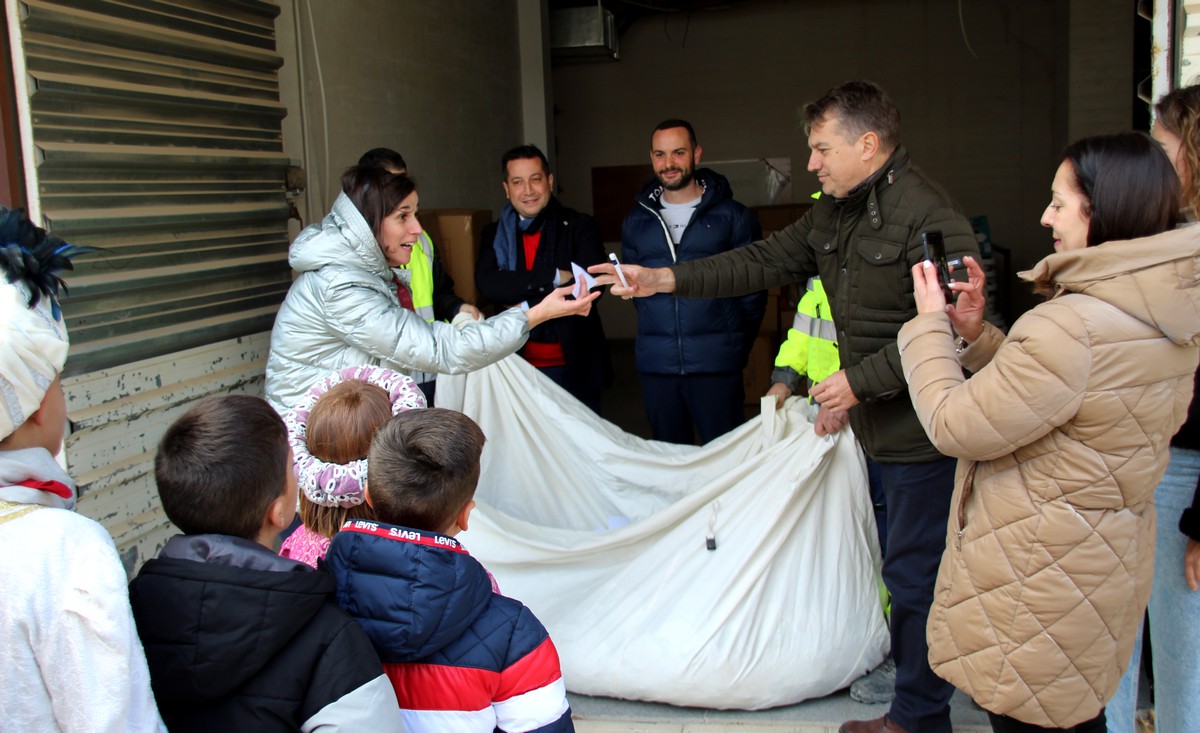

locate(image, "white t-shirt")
(659, 194), (702, 245)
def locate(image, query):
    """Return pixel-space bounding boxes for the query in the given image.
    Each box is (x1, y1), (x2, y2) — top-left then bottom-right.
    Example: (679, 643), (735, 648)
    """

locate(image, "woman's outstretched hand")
(524, 283), (601, 328)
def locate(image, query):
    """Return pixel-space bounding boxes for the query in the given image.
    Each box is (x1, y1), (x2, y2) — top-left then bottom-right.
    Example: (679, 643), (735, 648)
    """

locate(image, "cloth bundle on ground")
(438, 357), (889, 710)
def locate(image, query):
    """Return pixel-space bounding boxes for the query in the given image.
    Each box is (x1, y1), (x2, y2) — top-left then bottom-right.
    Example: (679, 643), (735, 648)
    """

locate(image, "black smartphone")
(921, 230), (955, 302)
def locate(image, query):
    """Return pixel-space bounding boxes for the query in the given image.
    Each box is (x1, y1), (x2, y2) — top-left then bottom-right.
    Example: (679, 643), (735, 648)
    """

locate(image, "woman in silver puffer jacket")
(266, 166), (596, 414)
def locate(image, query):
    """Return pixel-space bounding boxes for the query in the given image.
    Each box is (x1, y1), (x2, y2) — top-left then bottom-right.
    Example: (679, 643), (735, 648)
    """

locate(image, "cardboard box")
(420, 208), (493, 307)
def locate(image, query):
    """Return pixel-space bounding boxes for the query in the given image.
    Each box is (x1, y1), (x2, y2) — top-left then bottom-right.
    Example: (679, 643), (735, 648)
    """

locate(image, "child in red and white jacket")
(326, 408), (573, 733)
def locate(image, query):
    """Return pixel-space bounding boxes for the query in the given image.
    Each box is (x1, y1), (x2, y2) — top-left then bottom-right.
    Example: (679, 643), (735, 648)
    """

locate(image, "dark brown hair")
(341, 165), (417, 240)
(500, 144), (551, 181)
(366, 408), (485, 532)
(299, 380), (392, 539)
(154, 395), (288, 540)
(358, 147), (407, 173)
(652, 119), (698, 147)
(1154, 85), (1200, 214)
(802, 80), (901, 152)
(1062, 132), (1180, 247)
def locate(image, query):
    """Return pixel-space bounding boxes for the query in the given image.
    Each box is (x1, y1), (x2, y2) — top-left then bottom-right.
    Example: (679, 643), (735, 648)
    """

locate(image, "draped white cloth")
(438, 357), (889, 710)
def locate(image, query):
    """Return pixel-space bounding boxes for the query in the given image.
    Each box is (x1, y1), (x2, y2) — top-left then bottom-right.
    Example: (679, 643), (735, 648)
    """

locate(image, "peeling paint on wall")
(62, 332), (272, 577)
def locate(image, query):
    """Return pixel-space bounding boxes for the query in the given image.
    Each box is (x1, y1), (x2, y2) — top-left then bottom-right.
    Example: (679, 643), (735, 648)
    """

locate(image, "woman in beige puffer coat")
(898, 133), (1200, 733)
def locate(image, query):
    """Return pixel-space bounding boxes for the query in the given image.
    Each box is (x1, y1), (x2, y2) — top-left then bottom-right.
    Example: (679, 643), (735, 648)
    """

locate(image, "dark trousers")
(538, 365), (602, 415)
(638, 371), (745, 445)
(865, 460), (890, 557)
(987, 709), (1106, 733)
(876, 456), (958, 733)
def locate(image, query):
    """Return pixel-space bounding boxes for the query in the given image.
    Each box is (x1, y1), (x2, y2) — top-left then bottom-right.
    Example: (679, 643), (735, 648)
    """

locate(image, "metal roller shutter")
(8, 0), (291, 375)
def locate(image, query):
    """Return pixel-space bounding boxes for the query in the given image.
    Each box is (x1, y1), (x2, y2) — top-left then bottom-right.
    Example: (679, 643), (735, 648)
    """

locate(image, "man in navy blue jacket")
(621, 119), (765, 444)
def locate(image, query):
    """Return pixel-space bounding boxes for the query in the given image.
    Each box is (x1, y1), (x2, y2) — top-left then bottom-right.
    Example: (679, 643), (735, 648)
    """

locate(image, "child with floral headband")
(281, 365), (426, 567)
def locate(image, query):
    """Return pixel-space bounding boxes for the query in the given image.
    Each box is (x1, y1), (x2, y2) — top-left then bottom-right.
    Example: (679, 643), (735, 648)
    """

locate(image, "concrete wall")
(276, 0), (526, 224)
(269, 0), (1135, 321)
(1067, 0), (1135, 140)
(552, 0), (1132, 322)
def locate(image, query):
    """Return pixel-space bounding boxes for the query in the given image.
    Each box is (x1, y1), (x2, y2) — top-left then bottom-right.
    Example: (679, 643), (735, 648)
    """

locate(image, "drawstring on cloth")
(706, 499), (720, 550)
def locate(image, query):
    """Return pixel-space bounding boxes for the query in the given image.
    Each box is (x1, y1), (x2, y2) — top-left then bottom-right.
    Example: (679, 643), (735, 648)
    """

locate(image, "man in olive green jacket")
(593, 81), (979, 733)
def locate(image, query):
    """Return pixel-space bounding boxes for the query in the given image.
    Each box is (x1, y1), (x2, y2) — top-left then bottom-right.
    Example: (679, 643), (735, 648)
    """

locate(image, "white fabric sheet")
(439, 357), (889, 710)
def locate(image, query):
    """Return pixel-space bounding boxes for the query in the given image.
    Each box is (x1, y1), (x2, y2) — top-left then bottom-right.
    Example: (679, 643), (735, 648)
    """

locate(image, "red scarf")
(520, 229), (565, 367)
(17, 479), (72, 500)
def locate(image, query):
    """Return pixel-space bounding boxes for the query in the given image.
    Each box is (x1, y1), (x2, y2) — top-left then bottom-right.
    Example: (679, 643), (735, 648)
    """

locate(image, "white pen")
(608, 252), (629, 288)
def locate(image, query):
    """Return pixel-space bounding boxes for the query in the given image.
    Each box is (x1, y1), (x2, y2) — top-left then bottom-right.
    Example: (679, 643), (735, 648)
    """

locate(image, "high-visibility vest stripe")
(791, 311), (839, 342)
(774, 276), (839, 386)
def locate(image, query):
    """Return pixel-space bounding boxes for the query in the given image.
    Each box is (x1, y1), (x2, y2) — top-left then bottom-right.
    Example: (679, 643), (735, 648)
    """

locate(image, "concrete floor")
(575, 342), (991, 732)
(569, 690), (991, 732)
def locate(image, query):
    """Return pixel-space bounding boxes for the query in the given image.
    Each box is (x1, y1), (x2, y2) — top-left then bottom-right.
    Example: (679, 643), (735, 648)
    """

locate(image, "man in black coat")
(476, 144), (612, 412)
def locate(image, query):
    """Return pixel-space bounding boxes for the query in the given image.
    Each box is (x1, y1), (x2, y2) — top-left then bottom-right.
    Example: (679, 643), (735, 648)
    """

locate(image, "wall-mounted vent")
(551, 6), (619, 62)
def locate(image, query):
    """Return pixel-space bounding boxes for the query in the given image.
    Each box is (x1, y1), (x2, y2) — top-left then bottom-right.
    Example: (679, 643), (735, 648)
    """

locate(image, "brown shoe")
(838, 715), (910, 733)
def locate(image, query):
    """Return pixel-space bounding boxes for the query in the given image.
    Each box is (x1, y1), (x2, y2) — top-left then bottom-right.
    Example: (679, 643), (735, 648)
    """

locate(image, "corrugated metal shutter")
(9, 0), (291, 375)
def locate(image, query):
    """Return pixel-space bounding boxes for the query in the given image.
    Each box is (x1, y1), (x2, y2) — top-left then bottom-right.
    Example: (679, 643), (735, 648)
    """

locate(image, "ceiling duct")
(550, 6), (619, 62)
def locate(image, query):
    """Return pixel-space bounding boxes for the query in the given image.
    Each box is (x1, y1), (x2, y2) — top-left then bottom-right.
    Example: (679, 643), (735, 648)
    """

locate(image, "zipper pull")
(956, 528), (964, 551)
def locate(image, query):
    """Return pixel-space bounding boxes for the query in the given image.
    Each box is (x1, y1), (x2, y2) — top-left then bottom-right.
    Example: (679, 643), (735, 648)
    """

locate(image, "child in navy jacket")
(326, 408), (573, 732)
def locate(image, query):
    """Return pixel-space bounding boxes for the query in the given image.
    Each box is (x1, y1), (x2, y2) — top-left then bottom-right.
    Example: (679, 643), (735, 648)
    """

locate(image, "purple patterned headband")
(284, 365), (427, 508)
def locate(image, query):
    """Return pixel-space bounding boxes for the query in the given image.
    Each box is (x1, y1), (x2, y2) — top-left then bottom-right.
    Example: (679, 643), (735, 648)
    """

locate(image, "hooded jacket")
(265, 192), (530, 413)
(325, 521), (573, 733)
(128, 534), (401, 732)
(621, 168), (765, 375)
(897, 226), (1200, 727)
(673, 147), (979, 461)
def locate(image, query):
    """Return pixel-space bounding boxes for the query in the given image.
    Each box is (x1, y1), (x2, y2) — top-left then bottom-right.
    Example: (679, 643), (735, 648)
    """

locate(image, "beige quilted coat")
(897, 226), (1200, 728)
